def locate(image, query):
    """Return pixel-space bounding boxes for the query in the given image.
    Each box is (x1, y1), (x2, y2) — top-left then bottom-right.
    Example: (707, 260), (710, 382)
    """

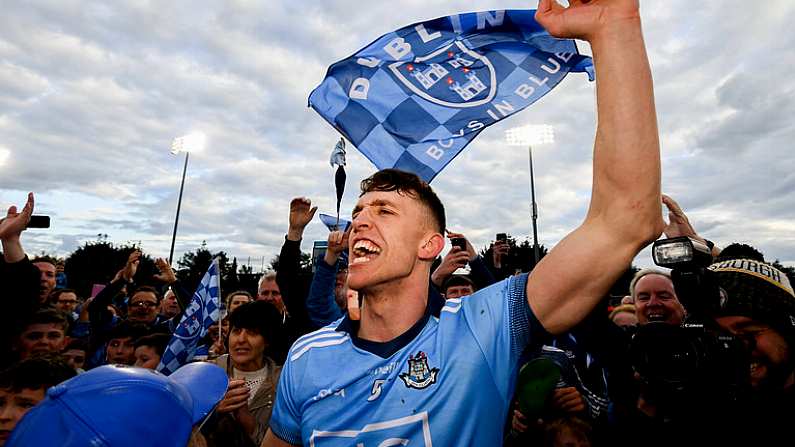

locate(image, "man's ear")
(419, 232), (445, 261)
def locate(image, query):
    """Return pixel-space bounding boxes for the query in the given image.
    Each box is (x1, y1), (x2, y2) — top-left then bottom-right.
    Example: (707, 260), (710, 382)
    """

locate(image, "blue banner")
(157, 261), (221, 375)
(309, 9), (593, 182)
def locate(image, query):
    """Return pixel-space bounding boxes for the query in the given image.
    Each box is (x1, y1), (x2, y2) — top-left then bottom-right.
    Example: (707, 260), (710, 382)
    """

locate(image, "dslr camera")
(628, 237), (750, 417)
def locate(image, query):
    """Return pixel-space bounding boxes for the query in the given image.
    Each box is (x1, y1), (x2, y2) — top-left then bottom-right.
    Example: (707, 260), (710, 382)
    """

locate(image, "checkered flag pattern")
(157, 260), (221, 375)
(309, 9), (593, 182)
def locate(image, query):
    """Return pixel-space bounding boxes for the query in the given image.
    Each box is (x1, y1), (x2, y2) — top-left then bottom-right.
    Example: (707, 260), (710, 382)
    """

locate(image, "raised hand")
(216, 379), (250, 413)
(114, 250), (141, 282)
(153, 258), (177, 284)
(446, 232), (476, 261)
(550, 386), (586, 413)
(431, 247), (470, 287)
(535, 0), (640, 41)
(661, 194), (700, 240)
(0, 192), (34, 241)
(287, 197), (318, 241)
(324, 228), (350, 266)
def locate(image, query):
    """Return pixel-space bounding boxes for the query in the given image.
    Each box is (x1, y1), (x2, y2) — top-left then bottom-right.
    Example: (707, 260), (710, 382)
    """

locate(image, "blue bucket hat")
(7, 363), (228, 447)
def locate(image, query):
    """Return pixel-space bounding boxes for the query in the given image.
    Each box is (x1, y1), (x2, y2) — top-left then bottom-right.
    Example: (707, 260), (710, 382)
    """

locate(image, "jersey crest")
(399, 351), (439, 390)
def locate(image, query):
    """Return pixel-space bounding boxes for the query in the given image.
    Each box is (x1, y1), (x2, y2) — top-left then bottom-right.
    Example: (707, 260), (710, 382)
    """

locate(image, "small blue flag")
(319, 213), (351, 232)
(157, 260), (221, 375)
(309, 9), (593, 182)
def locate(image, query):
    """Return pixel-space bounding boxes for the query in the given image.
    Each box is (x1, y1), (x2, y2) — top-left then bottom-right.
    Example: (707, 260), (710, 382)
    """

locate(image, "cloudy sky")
(2, 0), (794, 272)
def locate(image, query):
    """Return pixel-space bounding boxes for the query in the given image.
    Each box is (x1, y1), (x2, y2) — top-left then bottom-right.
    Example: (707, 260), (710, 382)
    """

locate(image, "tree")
(176, 242), (238, 297)
(478, 234), (549, 273)
(64, 241), (156, 299)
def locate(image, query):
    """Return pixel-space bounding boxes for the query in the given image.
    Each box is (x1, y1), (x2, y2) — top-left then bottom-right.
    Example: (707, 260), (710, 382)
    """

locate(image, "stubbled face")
(348, 191), (432, 292)
(127, 291), (159, 323)
(716, 316), (793, 390)
(445, 285), (475, 300)
(106, 337), (135, 365)
(229, 327), (267, 370)
(160, 291), (180, 318)
(32, 262), (56, 303)
(257, 280), (283, 312)
(62, 348), (86, 370)
(55, 292), (79, 314)
(134, 346), (160, 370)
(16, 323), (66, 360)
(229, 294), (252, 313)
(0, 387), (46, 445)
(634, 274), (685, 326)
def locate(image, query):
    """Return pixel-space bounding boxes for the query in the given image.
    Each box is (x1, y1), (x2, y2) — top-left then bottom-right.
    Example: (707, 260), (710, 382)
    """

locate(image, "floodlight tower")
(505, 124), (555, 266)
(168, 132), (206, 265)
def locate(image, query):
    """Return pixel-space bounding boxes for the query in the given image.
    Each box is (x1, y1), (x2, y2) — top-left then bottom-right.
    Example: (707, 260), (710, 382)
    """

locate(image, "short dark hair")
(52, 288), (78, 303)
(442, 275), (476, 294)
(360, 169), (446, 233)
(130, 285), (162, 303)
(64, 338), (89, 352)
(0, 356), (76, 392)
(105, 321), (151, 343)
(134, 333), (171, 357)
(22, 309), (69, 333)
(228, 301), (282, 345)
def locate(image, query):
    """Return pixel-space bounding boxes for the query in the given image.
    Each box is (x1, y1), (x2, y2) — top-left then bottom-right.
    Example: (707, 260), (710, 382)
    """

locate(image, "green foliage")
(64, 241), (156, 299)
(176, 243), (244, 297)
(478, 234), (549, 273)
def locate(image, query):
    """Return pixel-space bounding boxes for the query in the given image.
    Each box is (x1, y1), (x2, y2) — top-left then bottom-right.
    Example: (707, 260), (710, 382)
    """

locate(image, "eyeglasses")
(129, 301), (158, 309)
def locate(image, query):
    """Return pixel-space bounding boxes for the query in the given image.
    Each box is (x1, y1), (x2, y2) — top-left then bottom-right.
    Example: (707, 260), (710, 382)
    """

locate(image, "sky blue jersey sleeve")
(269, 354), (303, 445)
(456, 273), (546, 401)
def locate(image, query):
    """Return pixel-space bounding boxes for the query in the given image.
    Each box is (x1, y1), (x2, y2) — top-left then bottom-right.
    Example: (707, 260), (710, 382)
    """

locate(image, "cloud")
(1, 0), (794, 276)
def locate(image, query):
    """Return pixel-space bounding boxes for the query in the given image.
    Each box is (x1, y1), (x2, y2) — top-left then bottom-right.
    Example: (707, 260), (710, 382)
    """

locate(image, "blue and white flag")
(309, 9), (593, 182)
(319, 213), (351, 232)
(157, 260), (221, 375)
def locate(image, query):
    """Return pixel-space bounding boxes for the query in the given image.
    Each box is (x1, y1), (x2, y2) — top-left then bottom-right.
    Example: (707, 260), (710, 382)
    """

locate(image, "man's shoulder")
(285, 318), (351, 365)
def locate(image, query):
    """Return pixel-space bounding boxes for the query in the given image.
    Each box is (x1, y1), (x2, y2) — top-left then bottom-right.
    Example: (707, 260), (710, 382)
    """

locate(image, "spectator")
(609, 304), (638, 327)
(708, 257), (795, 443)
(0, 356), (76, 446)
(305, 229), (349, 328)
(0, 193), (44, 368)
(258, 273), (285, 312)
(431, 232), (496, 292)
(630, 269), (684, 326)
(30, 257), (57, 306)
(203, 301), (282, 447)
(7, 363), (227, 447)
(52, 289), (79, 317)
(13, 310), (69, 361)
(133, 333), (171, 370)
(61, 339), (88, 373)
(440, 275), (476, 299)
(159, 288), (181, 319)
(226, 291), (254, 314)
(126, 285), (162, 324)
(104, 322), (149, 366)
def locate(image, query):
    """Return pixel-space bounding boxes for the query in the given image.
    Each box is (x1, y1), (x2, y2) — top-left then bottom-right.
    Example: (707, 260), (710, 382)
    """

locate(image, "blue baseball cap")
(7, 363), (228, 447)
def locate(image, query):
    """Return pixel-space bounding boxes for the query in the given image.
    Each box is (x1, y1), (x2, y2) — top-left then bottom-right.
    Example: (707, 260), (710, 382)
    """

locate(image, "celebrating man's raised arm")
(527, 0), (664, 335)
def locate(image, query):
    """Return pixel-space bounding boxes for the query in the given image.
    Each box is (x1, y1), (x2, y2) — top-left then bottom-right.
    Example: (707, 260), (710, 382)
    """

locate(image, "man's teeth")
(353, 240), (381, 256)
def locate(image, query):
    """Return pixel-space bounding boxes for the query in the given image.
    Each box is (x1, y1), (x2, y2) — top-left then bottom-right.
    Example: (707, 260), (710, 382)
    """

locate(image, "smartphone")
(28, 215), (50, 228)
(496, 233), (507, 242)
(451, 237), (466, 251)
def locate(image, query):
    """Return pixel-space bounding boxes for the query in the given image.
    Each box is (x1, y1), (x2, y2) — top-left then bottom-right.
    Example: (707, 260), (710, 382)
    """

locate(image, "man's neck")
(358, 273), (429, 343)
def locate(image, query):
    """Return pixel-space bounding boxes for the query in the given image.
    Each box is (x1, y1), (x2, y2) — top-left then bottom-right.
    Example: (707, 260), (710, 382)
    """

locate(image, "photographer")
(709, 258), (795, 443)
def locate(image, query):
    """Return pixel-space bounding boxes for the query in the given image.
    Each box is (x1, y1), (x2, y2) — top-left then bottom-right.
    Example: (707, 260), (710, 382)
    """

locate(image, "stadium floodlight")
(504, 124), (555, 266)
(168, 132), (206, 264)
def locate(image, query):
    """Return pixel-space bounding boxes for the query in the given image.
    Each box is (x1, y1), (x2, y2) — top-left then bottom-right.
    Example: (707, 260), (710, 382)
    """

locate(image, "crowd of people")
(2, 1), (793, 446)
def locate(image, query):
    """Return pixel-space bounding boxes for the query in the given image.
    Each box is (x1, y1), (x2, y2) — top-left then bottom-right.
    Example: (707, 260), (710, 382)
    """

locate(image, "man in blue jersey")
(262, 0), (664, 445)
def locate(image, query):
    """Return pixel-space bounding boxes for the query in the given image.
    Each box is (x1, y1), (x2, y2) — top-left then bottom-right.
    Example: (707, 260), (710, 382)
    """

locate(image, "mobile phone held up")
(451, 237), (467, 251)
(28, 215), (50, 228)
(496, 233), (507, 242)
